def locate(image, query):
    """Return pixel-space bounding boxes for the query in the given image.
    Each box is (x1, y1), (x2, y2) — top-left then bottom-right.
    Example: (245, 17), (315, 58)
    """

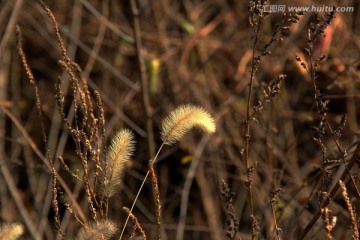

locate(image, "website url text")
(263, 5), (354, 13)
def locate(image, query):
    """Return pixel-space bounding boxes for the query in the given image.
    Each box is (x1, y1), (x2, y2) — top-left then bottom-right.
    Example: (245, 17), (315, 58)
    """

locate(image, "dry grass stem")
(270, 190), (282, 240)
(149, 162), (162, 240)
(36, 0), (69, 61)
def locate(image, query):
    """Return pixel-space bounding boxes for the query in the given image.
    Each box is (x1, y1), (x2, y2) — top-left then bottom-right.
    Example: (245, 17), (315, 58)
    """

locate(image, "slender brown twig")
(245, 4), (263, 239)
(149, 161), (162, 240)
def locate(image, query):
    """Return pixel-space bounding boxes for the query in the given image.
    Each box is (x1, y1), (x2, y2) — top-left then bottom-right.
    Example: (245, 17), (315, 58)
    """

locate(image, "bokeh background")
(0, 0), (360, 239)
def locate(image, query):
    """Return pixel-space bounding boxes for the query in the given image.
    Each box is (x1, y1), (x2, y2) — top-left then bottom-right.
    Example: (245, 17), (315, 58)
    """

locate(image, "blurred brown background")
(0, 0), (360, 239)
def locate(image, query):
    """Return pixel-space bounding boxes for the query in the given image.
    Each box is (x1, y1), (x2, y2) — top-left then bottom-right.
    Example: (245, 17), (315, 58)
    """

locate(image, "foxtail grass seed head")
(0, 223), (24, 240)
(161, 104), (216, 145)
(76, 220), (117, 240)
(99, 129), (135, 197)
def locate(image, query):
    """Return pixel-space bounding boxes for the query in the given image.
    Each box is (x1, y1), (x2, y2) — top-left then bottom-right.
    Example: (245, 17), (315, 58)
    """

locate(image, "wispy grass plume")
(76, 220), (117, 240)
(98, 129), (135, 197)
(0, 223), (24, 240)
(161, 104), (216, 145)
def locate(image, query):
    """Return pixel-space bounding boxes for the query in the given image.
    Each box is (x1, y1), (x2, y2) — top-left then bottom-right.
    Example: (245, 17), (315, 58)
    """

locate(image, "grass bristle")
(161, 104), (216, 145)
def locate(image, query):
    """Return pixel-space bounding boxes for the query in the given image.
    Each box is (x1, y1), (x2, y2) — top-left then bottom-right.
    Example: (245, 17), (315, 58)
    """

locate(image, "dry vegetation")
(0, 0), (360, 239)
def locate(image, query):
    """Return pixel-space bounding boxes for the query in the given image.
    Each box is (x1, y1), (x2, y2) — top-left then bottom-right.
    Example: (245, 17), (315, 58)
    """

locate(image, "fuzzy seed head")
(161, 104), (216, 145)
(0, 223), (24, 240)
(98, 129), (135, 197)
(76, 220), (117, 240)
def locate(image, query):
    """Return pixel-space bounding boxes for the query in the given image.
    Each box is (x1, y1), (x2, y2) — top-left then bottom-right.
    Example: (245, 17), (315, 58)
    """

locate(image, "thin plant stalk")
(149, 161), (162, 240)
(245, 15), (262, 240)
(270, 200), (282, 240)
(119, 143), (165, 240)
